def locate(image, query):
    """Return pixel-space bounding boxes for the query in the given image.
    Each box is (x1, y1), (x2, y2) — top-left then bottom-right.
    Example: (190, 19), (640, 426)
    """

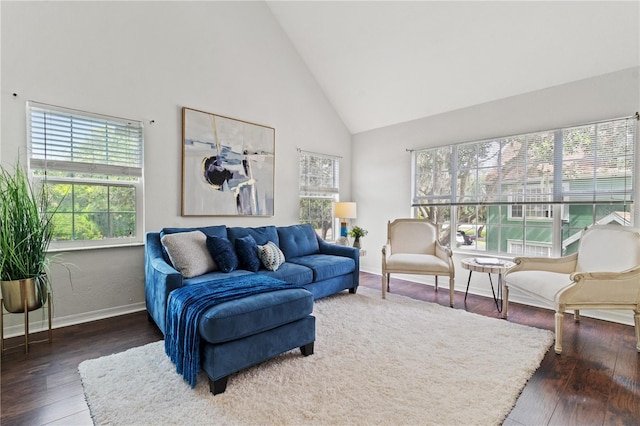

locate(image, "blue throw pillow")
(205, 236), (239, 273)
(235, 235), (261, 272)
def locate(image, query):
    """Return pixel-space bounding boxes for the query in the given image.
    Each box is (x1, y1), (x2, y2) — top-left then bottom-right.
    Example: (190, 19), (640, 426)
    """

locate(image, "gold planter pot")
(1, 276), (52, 354)
(1, 277), (47, 313)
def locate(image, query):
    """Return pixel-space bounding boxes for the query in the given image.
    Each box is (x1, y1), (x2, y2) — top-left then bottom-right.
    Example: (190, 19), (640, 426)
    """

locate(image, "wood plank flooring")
(1, 271), (638, 425)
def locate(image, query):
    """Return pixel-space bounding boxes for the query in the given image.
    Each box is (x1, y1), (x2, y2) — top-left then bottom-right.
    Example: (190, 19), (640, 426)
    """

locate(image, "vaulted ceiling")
(267, 1), (640, 134)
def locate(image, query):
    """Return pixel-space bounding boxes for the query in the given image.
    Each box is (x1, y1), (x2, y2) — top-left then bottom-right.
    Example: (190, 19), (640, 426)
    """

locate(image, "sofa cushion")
(161, 231), (217, 278)
(206, 236), (239, 273)
(288, 254), (356, 282)
(256, 262), (314, 285)
(235, 235), (261, 272)
(227, 226), (279, 247)
(198, 288), (314, 345)
(159, 225), (228, 264)
(277, 224), (320, 259)
(257, 241), (286, 271)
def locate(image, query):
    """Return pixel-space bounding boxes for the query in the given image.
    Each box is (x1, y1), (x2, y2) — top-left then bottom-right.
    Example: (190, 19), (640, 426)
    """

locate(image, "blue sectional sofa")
(145, 223), (359, 393)
(145, 223), (360, 334)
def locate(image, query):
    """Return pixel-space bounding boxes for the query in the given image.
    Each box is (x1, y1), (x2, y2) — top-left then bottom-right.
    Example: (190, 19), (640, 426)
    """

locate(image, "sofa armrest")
(317, 236), (360, 288)
(145, 232), (185, 334)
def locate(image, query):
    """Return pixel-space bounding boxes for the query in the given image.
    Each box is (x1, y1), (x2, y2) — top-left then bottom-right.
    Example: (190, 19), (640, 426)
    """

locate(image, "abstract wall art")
(181, 107), (275, 216)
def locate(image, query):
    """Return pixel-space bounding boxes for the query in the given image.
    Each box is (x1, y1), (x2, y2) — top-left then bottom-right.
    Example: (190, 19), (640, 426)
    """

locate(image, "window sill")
(48, 241), (144, 253)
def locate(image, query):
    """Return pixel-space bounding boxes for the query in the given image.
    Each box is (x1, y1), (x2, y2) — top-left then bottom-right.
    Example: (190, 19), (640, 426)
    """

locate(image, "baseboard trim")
(360, 266), (635, 326)
(2, 302), (147, 339)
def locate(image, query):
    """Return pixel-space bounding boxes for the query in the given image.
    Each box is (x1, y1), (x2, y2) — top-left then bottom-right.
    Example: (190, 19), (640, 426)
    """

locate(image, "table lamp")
(333, 202), (357, 238)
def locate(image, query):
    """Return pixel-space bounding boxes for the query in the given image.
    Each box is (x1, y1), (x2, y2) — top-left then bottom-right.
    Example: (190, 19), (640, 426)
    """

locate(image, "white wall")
(0, 1), (351, 333)
(352, 66), (640, 325)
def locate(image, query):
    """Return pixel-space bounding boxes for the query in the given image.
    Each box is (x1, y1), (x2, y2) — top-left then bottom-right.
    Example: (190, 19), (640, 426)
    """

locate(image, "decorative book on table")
(475, 257), (503, 266)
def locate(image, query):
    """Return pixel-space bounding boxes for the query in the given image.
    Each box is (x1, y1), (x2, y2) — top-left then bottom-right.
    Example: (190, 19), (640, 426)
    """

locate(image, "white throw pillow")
(160, 231), (217, 278)
(257, 241), (286, 271)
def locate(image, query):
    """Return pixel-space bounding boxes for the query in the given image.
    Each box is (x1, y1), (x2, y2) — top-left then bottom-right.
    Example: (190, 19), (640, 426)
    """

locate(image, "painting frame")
(181, 107), (275, 217)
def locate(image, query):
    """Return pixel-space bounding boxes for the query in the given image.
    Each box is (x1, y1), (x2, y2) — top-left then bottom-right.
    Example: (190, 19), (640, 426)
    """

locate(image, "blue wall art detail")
(182, 107), (275, 216)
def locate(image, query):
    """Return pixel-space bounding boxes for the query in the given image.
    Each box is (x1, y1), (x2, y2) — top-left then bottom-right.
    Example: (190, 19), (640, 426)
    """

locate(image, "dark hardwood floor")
(1, 271), (638, 425)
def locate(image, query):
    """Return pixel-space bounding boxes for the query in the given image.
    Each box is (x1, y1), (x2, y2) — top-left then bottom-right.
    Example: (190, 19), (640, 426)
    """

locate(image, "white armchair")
(381, 218), (455, 307)
(503, 224), (640, 354)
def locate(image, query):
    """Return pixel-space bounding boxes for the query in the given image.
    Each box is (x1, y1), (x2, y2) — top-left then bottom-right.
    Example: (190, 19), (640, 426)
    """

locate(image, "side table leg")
(464, 271), (473, 302)
(497, 273), (504, 313)
(487, 273), (501, 312)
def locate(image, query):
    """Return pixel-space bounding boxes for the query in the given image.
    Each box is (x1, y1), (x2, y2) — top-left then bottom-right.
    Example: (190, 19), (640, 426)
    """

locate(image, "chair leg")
(573, 310), (580, 323)
(434, 275), (438, 292)
(381, 273), (387, 299)
(554, 311), (564, 354)
(448, 277), (454, 308)
(502, 285), (509, 319)
(634, 310), (640, 353)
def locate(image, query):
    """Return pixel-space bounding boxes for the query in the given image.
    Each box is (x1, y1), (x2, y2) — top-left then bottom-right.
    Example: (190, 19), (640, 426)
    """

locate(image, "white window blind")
(412, 116), (636, 208)
(28, 101), (143, 177)
(299, 150), (340, 197)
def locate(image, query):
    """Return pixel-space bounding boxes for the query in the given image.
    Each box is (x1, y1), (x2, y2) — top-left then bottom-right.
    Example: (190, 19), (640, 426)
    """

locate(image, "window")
(508, 188), (552, 220)
(412, 115), (637, 256)
(299, 150), (340, 240)
(507, 240), (552, 257)
(28, 102), (144, 249)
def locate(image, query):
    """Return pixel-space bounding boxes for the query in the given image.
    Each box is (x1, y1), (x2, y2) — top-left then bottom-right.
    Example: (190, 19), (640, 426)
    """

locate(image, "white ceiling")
(267, 1), (640, 134)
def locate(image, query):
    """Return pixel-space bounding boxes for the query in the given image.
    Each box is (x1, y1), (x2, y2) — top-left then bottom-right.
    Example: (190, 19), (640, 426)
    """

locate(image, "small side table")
(461, 258), (515, 312)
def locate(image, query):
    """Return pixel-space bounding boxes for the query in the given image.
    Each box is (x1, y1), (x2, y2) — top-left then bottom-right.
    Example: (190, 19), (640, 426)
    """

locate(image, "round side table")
(461, 258), (515, 312)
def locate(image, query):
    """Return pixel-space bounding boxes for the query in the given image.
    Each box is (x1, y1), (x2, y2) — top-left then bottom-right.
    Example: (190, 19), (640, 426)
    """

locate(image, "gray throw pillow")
(160, 231), (217, 278)
(257, 241), (286, 271)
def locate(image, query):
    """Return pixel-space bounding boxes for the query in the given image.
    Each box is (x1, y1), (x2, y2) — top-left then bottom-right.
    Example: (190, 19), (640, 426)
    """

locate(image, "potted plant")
(348, 226), (368, 249)
(0, 160), (55, 313)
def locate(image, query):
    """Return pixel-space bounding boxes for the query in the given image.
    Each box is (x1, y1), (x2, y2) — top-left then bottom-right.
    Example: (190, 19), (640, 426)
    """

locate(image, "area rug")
(78, 287), (553, 425)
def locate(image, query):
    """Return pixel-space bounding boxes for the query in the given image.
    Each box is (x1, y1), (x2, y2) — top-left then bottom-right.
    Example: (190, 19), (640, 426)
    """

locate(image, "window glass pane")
(111, 212), (136, 238)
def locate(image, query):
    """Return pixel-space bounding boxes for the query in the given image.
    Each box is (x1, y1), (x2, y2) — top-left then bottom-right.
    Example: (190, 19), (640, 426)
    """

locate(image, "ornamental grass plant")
(0, 160), (55, 307)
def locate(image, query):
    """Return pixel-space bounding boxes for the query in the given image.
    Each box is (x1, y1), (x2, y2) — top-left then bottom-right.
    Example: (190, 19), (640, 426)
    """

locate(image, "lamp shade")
(333, 202), (357, 219)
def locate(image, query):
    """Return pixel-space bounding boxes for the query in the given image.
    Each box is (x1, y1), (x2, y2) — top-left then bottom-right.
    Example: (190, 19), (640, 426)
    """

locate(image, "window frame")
(27, 101), (144, 250)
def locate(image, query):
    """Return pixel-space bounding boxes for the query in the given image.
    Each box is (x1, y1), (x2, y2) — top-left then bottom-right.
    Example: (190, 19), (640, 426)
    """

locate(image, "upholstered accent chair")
(381, 218), (455, 307)
(503, 224), (640, 354)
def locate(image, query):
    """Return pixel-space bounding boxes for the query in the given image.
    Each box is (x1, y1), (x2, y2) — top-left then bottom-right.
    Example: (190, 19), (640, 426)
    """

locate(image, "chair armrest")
(435, 241), (452, 261)
(435, 241), (454, 277)
(508, 252), (578, 275)
(570, 265), (640, 282)
(558, 265), (640, 305)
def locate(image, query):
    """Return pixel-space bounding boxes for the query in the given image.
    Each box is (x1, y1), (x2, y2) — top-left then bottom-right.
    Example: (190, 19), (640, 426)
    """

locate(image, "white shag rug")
(78, 287), (553, 425)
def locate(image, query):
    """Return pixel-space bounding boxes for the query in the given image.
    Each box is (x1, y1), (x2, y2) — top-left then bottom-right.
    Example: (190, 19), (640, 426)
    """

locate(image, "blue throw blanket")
(165, 274), (301, 387)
